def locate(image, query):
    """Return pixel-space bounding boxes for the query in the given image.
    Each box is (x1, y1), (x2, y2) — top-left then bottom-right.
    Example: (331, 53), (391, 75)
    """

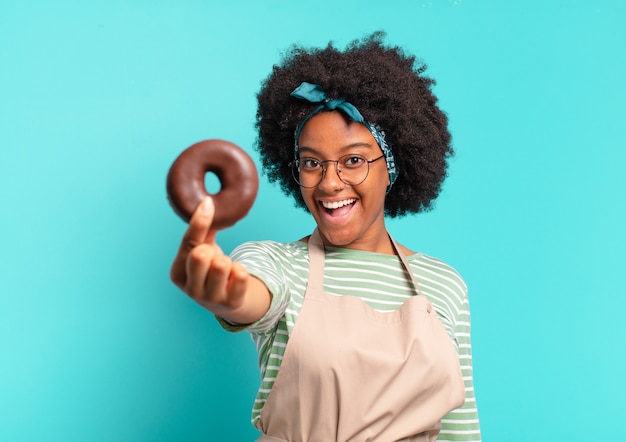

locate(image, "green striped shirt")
(222, 240), (481, 441)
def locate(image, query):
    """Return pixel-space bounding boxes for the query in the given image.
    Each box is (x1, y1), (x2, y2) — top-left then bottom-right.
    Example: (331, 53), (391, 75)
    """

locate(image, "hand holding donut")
(167, 140), (269, 323)
(169, 197), (258, 321)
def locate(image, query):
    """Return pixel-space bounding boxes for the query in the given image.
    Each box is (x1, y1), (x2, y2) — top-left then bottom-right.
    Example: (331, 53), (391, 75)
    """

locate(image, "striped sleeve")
(438, 295), (481, 441)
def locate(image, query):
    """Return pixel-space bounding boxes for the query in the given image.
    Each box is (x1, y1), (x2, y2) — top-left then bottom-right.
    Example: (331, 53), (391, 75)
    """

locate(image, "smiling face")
(297, 111), (392, 252)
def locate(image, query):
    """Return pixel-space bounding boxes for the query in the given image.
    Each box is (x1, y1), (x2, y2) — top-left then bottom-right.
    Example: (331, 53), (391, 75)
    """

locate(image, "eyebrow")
(298, 142), (375, 156)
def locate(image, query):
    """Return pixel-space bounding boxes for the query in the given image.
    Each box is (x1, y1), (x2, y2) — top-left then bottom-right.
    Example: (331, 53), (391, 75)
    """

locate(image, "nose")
(318, 160), (344, 191)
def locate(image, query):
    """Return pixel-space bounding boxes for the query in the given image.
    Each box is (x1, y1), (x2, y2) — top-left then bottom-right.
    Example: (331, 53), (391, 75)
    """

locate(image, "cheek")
(372, 168), (390, 196)
(300, 188), (316, 211)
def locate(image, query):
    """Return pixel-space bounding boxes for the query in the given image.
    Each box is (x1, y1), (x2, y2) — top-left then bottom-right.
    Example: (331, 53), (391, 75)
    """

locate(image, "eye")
(300, 158), (321, 170)
(341, 155), (366, 169)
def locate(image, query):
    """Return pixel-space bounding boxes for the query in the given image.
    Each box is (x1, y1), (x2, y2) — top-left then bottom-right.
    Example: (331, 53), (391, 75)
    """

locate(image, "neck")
(319, 228), (396, 255)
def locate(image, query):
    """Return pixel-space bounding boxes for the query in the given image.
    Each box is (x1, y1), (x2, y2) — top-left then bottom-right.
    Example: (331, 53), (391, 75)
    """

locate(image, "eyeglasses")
(289, 154), (384, 188)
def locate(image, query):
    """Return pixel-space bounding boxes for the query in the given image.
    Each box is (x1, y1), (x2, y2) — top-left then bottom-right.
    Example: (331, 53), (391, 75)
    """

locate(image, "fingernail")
(202, 197), (213, 215)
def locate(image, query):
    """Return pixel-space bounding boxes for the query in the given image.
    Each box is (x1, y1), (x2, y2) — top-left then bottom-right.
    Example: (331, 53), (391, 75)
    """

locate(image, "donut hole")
(204, 172), (222, 195)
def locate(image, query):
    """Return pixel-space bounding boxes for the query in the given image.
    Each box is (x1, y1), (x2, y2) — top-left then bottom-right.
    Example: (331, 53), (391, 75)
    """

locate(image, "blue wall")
(1, 1), (624, 440)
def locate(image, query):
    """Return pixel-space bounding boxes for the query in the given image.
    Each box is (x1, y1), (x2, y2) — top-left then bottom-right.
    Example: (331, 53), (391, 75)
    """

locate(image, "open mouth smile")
(320, 198), (357, 216)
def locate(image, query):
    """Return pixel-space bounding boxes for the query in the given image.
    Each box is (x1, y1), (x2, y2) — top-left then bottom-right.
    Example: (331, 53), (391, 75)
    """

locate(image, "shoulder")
(408, 252), (467, 294)
(407, 252), (469, 325)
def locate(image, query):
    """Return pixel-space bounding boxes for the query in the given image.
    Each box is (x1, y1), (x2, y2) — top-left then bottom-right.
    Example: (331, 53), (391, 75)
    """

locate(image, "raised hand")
(170, 197), (270, 324)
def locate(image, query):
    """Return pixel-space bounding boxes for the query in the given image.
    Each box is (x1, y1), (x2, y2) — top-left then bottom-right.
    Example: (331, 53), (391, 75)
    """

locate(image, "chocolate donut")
(166, 139), (259, 229)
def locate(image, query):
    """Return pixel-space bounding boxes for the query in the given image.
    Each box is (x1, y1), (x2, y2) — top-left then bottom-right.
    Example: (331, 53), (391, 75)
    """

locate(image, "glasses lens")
(292, 158), (322, 188)
(338, 154), (368, 185)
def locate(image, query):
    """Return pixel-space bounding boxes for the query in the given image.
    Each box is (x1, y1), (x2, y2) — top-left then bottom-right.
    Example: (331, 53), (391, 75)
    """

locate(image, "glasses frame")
(289, 154), (385, 188)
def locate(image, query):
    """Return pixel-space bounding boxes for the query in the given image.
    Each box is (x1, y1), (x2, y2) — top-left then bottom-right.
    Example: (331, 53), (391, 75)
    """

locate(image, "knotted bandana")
(290, 82), (398, 192)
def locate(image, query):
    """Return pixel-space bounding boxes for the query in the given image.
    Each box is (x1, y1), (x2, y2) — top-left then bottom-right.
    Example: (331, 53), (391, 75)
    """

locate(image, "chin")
(317, 227), (357, 248)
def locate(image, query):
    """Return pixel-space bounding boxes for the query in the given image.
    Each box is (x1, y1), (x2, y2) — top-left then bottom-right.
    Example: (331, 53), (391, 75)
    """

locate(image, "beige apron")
(257, 229), (465, 442)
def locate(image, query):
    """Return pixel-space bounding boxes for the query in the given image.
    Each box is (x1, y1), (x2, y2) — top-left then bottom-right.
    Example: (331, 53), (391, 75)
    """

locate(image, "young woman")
(170, 32), (481, 441)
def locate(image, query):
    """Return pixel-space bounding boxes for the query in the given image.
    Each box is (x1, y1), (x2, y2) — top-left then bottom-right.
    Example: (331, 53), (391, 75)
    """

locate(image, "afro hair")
(255, 31), (453, 217)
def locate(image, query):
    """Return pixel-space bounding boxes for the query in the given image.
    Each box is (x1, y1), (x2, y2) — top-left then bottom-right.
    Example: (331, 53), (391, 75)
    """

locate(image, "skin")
(170, 110), (412, 323)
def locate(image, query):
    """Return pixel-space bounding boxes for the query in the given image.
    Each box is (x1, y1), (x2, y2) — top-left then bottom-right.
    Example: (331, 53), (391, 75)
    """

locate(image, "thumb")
(182, 197), (217, 250)
(200, 197), (219, 244)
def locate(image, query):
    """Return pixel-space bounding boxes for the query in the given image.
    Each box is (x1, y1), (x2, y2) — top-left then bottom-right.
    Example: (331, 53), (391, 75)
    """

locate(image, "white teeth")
(321, 199), (356, 209)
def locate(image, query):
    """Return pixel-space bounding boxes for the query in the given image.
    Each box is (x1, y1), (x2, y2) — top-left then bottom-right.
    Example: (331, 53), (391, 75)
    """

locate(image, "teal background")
(1, 0), (625, 440)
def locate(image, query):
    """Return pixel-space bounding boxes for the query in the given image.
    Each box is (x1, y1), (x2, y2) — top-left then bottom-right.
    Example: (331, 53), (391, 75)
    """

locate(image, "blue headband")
(290, 82), (398, 192)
